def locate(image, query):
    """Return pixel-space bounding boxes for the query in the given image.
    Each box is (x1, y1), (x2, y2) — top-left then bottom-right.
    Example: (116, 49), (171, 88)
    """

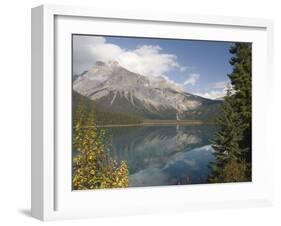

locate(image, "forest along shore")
(95, 120), (217, 128)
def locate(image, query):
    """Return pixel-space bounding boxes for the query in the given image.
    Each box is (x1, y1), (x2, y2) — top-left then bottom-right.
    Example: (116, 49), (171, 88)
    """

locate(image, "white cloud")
(212, 81), (228, 89)
(195, 90), (226, 100)
(196, 87), (226, 100)
(183, 73), (200, 86)
(73, 36), (107, 74)
(195, 80), (232, 100)
(90, 43), (123, 62)
(179, 66), (188, 72)
(118, 45), (181, 78)
(73, 36), (184, 79)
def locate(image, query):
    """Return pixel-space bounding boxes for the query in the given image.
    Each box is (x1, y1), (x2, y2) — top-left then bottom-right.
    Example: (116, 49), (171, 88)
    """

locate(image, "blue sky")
(73, 35), (234, 99)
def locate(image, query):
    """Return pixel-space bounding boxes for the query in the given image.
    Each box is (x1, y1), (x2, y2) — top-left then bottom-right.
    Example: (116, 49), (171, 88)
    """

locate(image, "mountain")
(73, 61), (222, 121)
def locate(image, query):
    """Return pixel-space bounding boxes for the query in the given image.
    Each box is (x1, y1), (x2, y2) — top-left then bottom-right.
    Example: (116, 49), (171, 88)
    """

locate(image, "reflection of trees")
(107, 125), (217, 174)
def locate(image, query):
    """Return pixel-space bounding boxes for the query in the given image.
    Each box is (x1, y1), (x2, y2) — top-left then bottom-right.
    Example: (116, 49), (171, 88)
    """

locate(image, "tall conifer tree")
(209, 43), (252, 182)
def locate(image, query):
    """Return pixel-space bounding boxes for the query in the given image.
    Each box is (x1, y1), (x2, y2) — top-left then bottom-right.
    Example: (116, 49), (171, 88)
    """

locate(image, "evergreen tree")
(229, 43), (252, 162)
(209, 43), (252, 183)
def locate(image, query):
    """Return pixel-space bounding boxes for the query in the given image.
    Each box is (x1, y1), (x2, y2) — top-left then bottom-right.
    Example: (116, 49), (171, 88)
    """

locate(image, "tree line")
(73, 91), (142, 126)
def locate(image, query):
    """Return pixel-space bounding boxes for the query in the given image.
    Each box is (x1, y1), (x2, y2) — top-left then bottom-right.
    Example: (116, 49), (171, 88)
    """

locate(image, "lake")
(103, 124), (218, 187)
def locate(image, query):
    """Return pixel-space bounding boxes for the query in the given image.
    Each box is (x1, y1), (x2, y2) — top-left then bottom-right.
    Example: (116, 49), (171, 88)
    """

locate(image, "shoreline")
(96, 121), (217, 128)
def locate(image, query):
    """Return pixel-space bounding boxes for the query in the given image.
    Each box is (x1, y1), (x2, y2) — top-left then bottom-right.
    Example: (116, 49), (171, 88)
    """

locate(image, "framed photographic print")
(31, 4), (274, 221)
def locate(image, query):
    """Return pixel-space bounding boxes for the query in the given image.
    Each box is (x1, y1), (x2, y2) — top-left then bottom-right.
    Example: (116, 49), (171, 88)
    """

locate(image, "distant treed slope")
(94, 89), (222, 121)
(73, 91), (142, 125)
(179, 96), (222, 121)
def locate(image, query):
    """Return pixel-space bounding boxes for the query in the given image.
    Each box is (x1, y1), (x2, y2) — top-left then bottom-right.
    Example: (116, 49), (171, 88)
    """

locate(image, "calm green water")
(104, 125), (217, 187)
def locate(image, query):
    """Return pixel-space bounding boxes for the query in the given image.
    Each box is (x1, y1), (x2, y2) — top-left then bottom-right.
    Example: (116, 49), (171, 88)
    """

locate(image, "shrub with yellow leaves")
(72, 96), (129, 190)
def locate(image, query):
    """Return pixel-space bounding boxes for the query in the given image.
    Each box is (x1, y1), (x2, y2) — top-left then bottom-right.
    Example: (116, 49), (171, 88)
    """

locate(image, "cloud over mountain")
(184, 73), (200, 86)
(73, 36), (186, 79)
(73, 35), (231, 100)
(195, 80), (229, 100)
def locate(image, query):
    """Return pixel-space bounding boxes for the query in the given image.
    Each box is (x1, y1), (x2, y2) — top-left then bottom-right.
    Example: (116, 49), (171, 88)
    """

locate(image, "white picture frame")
(31, 4), (274, 221)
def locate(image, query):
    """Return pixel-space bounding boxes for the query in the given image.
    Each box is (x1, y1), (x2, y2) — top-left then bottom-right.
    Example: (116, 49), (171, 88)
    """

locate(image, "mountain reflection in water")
(104, 125), (217, 187)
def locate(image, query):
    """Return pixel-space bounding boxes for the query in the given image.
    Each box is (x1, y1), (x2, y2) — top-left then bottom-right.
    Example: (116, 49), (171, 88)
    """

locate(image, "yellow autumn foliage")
(72, 97), (129, 190)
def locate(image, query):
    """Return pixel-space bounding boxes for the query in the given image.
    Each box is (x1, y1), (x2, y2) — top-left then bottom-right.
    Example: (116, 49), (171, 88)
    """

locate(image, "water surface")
(104, 124), (217, 187)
